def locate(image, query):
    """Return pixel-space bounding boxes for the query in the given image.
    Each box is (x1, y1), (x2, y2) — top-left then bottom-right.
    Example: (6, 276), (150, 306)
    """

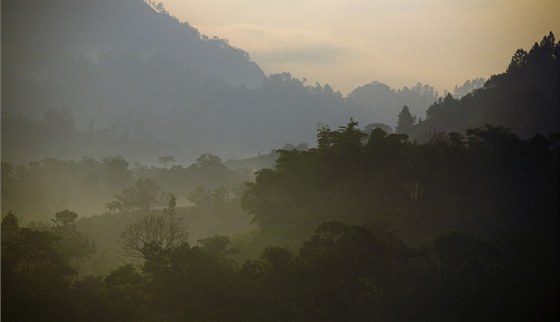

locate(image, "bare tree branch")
(120, 195), (186, 258)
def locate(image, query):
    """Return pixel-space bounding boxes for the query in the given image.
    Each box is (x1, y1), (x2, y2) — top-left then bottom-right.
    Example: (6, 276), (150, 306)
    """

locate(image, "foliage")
(396, 105), (416, 134)
(243, 120), (558, 245)
(2, 212), (78, 321)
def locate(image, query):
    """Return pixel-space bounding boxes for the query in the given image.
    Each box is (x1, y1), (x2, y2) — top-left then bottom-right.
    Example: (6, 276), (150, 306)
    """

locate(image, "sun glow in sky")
(160, 0), (559, 94)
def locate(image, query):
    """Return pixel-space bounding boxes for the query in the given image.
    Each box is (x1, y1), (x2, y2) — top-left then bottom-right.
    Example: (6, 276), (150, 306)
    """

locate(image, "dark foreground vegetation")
(3, 121), (558, 321)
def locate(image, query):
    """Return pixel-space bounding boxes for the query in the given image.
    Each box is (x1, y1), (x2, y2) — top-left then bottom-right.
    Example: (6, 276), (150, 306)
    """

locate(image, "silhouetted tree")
(396, 105), (416, 134)
(507, 49), (528, 72)
(120, 195), (186, 258)
(51, 210), (96, 278)
(2, 212), (77, 321)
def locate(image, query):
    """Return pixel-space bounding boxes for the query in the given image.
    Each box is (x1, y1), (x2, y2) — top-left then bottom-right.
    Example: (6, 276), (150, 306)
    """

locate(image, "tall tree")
(2, 212), (77, 321)
(396, 105), (416, 134)
(51, 210), (96, 278)
(120, 195), (187, 258)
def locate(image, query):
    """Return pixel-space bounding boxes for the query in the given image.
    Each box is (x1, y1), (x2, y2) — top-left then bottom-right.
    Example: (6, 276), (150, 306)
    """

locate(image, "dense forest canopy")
(243, 121), (559, 242)
(1, 0), (559, 320)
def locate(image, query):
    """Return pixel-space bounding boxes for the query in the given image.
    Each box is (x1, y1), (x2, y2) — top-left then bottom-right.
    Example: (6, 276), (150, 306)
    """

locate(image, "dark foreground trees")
(4, 212), (556, 321)
(120, 195), (187, 258)
(2, 212), (77, 321)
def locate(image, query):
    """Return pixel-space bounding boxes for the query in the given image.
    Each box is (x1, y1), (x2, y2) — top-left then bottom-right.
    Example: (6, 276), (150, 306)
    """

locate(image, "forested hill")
(2, 0), (264, 144)
(406, 33), (560, 140)
(3, 0), (265, 93)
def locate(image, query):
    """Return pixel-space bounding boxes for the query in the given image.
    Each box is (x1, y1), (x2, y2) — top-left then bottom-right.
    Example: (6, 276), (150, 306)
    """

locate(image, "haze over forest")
(1, 1), (559, 321)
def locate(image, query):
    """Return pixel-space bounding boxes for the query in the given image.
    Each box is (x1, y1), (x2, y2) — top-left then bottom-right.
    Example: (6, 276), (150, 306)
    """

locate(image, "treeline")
(0, 109), (181, 165)
(243, 121), (559, 243)
(1, 153), (247, 221)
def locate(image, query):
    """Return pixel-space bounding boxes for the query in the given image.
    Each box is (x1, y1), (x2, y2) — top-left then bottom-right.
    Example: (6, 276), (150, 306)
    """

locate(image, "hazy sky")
(160, 0), (559, 94)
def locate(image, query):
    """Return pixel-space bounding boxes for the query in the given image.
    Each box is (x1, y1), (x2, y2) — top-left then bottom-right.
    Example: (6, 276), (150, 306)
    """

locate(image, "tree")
(195, 153), (223, 168)
(120, 195), (187, 258)
(102, 155), (131, 186)
(198, 235), (238, 257)
(298, 221), (396, 320)
(1, 210), (19, 241)
(507, 49), (528, 72)
(364, 123), (393, 135)
(396, 105), (416, 134)
(51, 210), (96, 278)
(452, 78), (485, 98)
(2, 212), (77, 321)
(106, 178), (161, 212)
(52, 209), (78, 227)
